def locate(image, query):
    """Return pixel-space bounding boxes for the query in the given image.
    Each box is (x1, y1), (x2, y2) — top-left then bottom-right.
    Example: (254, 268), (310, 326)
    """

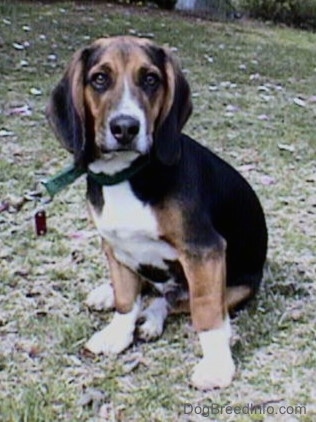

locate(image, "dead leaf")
(238, 164), (256, 172)
(30, 87), (42, 96)
(293, 97), (306, 107)
(77, 387), (108, 411)
(0, 200), (10, 213)
(250, 73), (260, 81)
(260, 175), (276, 186)
(19, 59), (29, 67)
(4, 195), (27, 212)
(225, 104), (239, 113)
(7, 104), (32, 117)
(258, 85), (270, 92)
(0, 129), (14, 137)
(278, 143), (295, 153)
(307, 95), (316, 103)
(257, 114), (270, 121)
(12, 42), (24, 50)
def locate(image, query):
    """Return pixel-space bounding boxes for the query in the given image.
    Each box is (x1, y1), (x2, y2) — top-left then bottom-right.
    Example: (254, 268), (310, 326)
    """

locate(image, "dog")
(46, 36), (268, 390)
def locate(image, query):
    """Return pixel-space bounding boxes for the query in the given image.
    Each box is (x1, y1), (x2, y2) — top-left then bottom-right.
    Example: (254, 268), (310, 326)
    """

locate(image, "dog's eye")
(90, 72), (111, 91)
(142, 72), (160, 90)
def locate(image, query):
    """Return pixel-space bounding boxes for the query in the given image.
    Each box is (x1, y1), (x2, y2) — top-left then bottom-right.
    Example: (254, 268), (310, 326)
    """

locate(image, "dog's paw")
(191, 355), (235, 390)
(85, 324), (133, 355)
(85, 300), (140, 355)
(137, 315), (164, 341)
(85, 283), (114, 311)
(137, 298), (168, 341)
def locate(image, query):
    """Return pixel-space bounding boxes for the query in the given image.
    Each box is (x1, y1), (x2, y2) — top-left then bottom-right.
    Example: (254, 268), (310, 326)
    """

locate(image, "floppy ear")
(154, 53), (192, 166)
(46, 49), (86, 164)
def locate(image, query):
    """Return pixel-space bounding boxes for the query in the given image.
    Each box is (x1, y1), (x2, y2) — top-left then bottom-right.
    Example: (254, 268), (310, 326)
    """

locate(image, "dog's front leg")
(179, 238), (235, 390)
(85, 242), (141, 355)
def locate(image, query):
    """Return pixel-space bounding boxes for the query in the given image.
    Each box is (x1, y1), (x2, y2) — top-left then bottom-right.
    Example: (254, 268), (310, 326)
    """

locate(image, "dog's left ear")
(154, 51), (192, 166)
(46, 49), (88, 165)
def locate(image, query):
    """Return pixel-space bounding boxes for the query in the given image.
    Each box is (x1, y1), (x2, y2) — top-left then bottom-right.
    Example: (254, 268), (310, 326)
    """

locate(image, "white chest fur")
(90, 182), (178, 272)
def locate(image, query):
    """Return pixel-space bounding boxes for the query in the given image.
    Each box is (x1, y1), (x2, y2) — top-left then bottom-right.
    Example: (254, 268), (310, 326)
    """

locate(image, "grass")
(0, 1), (315, 421)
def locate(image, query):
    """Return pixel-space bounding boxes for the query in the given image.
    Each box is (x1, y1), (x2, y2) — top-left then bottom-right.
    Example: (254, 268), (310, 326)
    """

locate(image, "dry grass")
(0, 1), (315, 421)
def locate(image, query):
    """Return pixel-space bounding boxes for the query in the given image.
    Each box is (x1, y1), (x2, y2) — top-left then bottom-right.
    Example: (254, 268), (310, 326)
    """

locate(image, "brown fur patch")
(153, 201), (227, 331)
(102, 240), (141, 314)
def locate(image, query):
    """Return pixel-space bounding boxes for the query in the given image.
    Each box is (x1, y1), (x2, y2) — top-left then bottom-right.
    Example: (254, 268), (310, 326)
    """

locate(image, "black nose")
(110, 115), (140, 145)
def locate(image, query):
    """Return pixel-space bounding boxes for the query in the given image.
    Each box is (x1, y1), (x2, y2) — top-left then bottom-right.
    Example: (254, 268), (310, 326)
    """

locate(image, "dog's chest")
(90, 182), (178, 273)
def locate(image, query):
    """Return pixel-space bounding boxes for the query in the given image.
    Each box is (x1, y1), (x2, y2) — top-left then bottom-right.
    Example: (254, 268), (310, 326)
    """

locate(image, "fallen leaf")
(260, 175), (276, 186)
(77, 387), (108, 410)
(28, 345), (42, 359)
(7, 104), (32, 117)
(307, 95), (316, 103)
(19, 59), (29, 67)
(257, 85), (270, 92)
(30, 87), (42, 96)
(238, 164), (256, 172)
(0, 201), (10, 213)
(225, 104), (239, 113)
(257, 114), (270, 121)
(47, 54), (57, 61)
(0, 129), (14, 137)
(250, 73), (260, 81)
(293, 97), (306, 107)
(278, 143), (295, 153)
(12, 42), (24, 50)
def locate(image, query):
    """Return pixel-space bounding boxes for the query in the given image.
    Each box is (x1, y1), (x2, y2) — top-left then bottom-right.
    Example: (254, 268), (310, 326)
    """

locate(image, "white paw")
(85, 324), (133, 355)
(138, 316), (164, 341)
(85, 283), (114, 311)
(137, 298), (168, 341)
(85, 299), (141, 355)
(191, 355), (235, 390)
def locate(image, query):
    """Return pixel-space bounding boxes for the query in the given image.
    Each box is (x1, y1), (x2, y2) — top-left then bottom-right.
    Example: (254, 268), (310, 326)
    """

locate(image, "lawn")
(0, 1), (315, 421)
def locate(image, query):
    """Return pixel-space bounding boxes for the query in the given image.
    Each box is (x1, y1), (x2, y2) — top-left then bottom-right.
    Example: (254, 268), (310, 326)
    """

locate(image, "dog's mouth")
(89, 150), (144, 176)
(99, 132), (153, 157)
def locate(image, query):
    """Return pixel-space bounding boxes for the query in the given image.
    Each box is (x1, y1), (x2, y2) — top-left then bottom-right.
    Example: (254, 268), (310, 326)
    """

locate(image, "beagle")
(47, 36), (268, 390)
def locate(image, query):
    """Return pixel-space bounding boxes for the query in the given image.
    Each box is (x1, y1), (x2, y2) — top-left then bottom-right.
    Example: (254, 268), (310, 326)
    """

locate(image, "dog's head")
(47, 36), (192, 166)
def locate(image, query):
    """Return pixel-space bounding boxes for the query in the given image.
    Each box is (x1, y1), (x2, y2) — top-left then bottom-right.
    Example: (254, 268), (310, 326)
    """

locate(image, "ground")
(0, 2), (315, 421)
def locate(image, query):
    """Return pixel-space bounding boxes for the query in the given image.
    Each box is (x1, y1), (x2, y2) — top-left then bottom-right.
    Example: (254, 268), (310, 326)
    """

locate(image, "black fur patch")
(86, 176), (104, 213)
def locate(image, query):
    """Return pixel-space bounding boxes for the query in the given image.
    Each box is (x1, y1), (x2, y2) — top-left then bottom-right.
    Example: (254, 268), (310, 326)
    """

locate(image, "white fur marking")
(138, 297), (169, 341)
(105, 79), (151, 154)
(191, 317), (235, 390)
(90, 182), (178, 272)
(85, 297), (141, 355)
(89, 151), (140, 175)
(85, 283), (114, 311)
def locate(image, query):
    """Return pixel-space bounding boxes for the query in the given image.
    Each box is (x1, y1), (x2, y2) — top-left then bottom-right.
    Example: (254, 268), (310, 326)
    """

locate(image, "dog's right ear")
(46, 49), (87, 163)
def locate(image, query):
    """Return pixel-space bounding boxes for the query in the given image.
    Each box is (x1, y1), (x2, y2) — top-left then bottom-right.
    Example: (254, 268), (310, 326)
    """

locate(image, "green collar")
(42, 155), (149, 198)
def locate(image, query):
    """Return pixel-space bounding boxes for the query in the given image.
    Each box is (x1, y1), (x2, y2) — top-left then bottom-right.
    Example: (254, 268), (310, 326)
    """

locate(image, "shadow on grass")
(232, 260), (311, 363)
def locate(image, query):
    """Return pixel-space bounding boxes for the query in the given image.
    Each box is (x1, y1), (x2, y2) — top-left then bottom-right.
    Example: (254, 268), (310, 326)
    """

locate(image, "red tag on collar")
(35, 209), (47, 236)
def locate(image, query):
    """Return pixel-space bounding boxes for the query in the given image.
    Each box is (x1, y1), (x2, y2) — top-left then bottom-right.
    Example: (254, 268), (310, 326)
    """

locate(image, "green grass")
(0, 1), (315, 421)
